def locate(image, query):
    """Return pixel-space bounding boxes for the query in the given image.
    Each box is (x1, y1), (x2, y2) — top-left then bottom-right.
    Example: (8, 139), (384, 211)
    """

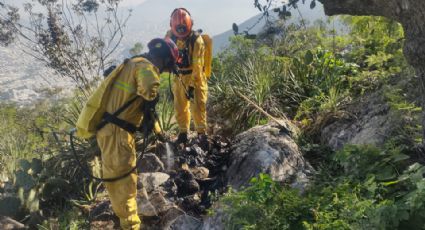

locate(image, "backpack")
(171, 30), (213, 79)
(76, 57), (147, 139)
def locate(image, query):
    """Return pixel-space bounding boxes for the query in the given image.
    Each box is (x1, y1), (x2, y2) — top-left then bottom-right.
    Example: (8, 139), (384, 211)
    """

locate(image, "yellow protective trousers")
(173, 72), (208, 134)
(96, 124), (140, 230)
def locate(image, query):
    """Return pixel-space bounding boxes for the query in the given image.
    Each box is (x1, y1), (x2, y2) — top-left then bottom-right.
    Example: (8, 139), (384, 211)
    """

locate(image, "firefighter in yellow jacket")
(76, 38), (178, 230)
(167, 8), (209, 147)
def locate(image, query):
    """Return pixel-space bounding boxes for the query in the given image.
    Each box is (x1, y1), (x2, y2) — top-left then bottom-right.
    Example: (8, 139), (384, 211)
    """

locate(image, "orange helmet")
(170, 8), (193, 38)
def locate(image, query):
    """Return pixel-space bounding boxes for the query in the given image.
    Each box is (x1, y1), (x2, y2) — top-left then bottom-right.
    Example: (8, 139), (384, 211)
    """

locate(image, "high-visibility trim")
(114, 80), (135, 93)
(136, 69), (155, 80)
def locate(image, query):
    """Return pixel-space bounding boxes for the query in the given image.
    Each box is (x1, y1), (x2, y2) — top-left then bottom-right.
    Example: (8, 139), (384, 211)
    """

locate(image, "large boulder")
(320, 91), (396, 150)
(201, 207), (228, 230)
(169, 214), (202, 230)
(226, 121), (313, 190)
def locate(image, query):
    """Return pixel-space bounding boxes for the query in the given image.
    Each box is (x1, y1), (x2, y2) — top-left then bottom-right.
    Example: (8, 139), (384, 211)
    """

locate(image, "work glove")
(187, 86), (195, 100)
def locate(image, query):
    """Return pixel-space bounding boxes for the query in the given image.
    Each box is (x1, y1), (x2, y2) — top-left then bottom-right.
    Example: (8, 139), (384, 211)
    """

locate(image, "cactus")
(18, 159), (31, 173)
(30, 158), (42, 175)
(14, 170), (36, 191)
(41, 178), (70, 203)
(0, 196), (22, 217)
(18, 187), (39, 213)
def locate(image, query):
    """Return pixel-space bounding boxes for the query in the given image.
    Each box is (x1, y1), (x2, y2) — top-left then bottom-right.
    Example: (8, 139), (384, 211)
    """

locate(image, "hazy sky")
(122, 0), (148, 7)
(121, 0), (261, 36)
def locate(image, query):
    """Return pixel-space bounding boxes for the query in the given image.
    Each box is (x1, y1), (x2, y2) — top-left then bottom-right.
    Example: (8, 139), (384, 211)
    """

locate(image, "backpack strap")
(96, 96), (139, 131)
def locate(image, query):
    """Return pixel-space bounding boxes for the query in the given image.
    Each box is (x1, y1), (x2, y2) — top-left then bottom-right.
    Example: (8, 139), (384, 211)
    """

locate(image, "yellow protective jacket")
(76, 57), (161, 139)
(166, 30), (205, 87)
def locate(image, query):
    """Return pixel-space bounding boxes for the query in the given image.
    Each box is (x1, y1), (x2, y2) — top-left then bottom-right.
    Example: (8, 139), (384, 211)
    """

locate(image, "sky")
(121, 0), (261, 36)
(122, 0), (148, 7)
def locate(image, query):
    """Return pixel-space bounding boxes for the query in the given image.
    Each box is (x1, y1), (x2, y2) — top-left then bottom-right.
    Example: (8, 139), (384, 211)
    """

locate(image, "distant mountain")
(212, 3), (326, 54)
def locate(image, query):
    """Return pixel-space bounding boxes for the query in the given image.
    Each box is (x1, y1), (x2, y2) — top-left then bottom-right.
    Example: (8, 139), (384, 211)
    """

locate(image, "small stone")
(139, 201), (157, 217)
(138, 172), (170, 193)
(137, 188), (158, 217)
(138, 153), (165, 173)
(190, 167), (209, 180)
(149, 191), (173, 214)
(0, 216), (27, 230)
(90, 200), (113, 220)
(159, 206), (185, 229)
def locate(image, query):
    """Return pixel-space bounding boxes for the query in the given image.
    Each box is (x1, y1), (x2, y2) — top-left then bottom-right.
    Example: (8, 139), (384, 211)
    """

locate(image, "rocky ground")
(0, 120), (314, 229)
(86, 120), (312, 229)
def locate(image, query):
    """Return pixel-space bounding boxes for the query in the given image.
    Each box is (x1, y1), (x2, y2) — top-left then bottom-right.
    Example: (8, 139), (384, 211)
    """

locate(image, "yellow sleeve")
(134, 64), (160, 101)
(191, 36), (205, 86)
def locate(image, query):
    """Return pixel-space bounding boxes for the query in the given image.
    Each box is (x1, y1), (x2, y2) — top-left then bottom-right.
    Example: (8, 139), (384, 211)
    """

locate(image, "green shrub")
(219, 145), (425, 230)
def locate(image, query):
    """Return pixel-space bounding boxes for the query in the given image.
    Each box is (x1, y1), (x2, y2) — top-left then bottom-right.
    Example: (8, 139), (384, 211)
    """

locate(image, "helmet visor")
(176, 25), (188, 35)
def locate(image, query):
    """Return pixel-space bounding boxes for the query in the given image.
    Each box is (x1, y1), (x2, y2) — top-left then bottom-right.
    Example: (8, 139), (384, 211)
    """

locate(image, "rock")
(190, 167), (209, 180)
(138, 153), (165, 173)
(178, 195), (203, 215)
(320, 91), (395, 150)
(175, 170), (200, 196)
(149, 191), (174, 214)
(138, 188), (158, 217)
(159, 206), (185, 229)
(138, 173), (170, 193)
(90, 220), (117, 230)
(0, 216), (27, 230)
(226, 121), (313, 190)
(169, 214), (202, 230)
(162, 179), (178, 197)
(139, 202), (157, 217)
(89, 200), (115, 221)
(201, 207), (228, 230)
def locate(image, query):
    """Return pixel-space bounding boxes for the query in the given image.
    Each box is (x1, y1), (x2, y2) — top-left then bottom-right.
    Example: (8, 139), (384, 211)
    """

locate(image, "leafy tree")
(0, 0), (130, 100)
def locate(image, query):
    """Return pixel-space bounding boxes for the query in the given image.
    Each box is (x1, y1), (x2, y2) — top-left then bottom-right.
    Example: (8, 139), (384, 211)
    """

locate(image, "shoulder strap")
(96, 96), (139, 131)
(189, 30), (202, 49)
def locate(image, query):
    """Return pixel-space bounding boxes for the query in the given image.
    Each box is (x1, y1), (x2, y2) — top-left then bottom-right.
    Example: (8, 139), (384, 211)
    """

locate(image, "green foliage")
(0, 101), (68, 177)
(219, 145), (425, 230)
(210, 37), (291, 132)
(156, 73), (177, 133)
(0, 196), (22, 217)
(222, 174), (312, 230)
(211, 15), (410, 135)
(38, 207), (89, 230)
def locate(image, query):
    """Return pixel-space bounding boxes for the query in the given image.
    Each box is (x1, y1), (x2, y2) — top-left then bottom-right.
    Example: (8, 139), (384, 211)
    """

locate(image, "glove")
(187, 86), (195, 100)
